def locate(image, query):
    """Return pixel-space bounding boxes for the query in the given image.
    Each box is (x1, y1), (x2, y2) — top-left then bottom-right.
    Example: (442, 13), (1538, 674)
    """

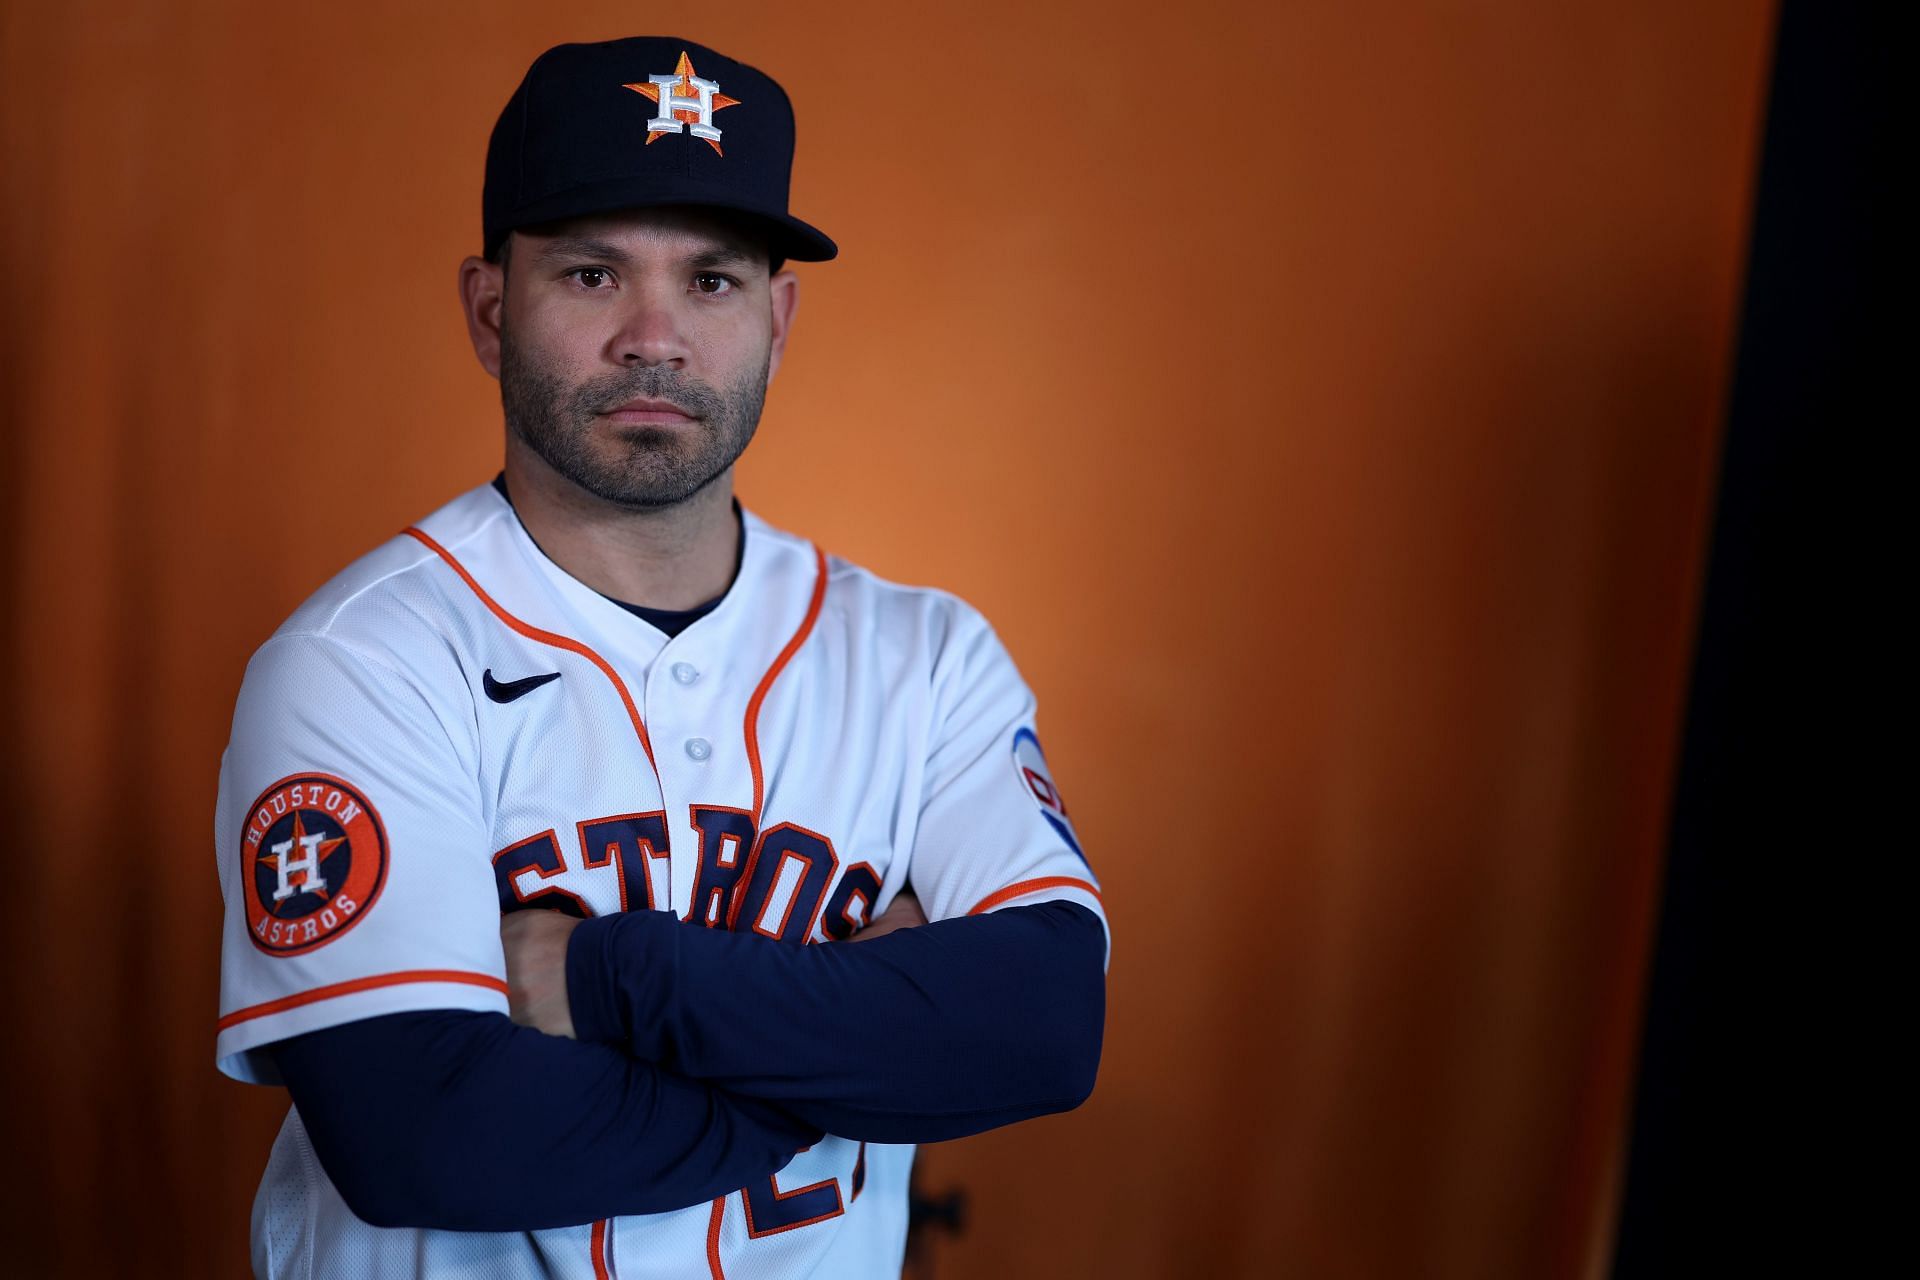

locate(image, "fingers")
(848, 891), (927, 943)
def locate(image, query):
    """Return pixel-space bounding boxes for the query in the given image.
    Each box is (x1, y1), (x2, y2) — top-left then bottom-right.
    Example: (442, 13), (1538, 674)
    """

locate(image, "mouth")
(602, 397), (700, 426)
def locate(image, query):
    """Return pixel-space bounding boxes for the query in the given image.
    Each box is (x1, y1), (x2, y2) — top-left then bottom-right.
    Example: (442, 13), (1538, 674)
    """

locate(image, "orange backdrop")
(0, 2), (1774, 1276)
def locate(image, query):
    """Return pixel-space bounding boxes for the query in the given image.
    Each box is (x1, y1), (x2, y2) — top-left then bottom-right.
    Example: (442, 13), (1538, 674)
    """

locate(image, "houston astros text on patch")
(213, 33), (1109, 1280)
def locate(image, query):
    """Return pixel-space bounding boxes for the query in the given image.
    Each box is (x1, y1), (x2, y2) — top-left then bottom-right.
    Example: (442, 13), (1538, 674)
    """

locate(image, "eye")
(692, 272), (736, 296)
(567, 267), (615, 290)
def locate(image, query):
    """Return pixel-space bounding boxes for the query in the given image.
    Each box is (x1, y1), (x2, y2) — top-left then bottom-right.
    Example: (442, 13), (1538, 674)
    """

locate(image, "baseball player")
(213, 34), (1109, 1280)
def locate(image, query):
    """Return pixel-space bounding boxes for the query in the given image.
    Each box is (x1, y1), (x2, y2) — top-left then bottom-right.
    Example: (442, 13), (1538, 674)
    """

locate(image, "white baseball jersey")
(214, 481), (1105, 1280)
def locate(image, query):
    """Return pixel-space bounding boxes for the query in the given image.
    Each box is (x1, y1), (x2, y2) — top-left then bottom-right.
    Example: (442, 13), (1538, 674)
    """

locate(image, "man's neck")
(501, 443), (741, 611)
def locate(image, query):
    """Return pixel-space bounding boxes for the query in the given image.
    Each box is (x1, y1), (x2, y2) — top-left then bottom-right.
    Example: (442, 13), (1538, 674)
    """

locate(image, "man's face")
(489, 207), (792, 510)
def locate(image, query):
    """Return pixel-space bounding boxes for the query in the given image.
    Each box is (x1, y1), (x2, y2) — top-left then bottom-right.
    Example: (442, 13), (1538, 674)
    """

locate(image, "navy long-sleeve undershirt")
(271, 899), (1105, 1231)
(272, 1009), (822, 1231)
(567, 900), (1107, 1143)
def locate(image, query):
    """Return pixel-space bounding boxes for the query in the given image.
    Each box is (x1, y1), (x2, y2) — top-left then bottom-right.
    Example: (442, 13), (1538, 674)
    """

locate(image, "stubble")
(499, 323), (769, 510)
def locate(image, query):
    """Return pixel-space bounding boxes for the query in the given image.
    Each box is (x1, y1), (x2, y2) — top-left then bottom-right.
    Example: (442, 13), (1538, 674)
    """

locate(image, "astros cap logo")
(624, 51), (741, 154)
(240, 773), (389, 955)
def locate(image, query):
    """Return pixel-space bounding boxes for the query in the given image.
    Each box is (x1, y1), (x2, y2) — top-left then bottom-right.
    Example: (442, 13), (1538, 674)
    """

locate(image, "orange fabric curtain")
(0, 3), (1773, 1275)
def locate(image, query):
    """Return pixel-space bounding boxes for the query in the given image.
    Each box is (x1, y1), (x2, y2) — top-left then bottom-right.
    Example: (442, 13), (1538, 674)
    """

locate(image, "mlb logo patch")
(1012, 728), (1088, 867)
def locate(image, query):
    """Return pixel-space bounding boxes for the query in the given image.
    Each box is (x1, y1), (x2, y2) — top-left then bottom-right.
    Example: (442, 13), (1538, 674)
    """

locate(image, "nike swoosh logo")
(483, 669), (562, 703)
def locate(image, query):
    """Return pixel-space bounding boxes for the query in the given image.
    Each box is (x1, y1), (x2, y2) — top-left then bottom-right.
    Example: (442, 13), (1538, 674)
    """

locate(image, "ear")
(766, 267), (801, 380)
(459, 254), (507, 378)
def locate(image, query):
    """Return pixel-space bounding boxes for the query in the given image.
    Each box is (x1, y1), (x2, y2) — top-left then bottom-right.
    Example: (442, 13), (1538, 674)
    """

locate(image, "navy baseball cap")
(482, 36), (837, 264)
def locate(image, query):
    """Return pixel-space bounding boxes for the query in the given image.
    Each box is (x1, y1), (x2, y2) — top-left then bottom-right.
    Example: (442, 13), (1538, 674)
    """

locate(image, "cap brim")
(487, 176), (837, 263)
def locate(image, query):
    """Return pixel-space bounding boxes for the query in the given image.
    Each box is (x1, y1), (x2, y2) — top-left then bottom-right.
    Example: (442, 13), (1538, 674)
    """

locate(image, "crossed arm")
(272, 894), (1106, 1231)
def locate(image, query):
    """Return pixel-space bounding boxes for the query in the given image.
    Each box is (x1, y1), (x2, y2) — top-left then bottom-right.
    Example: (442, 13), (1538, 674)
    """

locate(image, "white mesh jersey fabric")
(217, 483), (1106, 1277)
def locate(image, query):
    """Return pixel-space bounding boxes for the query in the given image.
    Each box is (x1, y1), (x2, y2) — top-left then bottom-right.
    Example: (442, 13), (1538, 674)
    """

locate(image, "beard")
(499, 323), (769, 510)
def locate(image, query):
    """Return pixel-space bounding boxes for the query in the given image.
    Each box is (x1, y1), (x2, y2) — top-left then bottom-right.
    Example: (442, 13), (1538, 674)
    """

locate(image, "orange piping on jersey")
(215, 969), (508, 1032)
(706, 1195), (727, 1279)
(744, 544), (829, 827)
(402, 526), (659, 773)
(724, 546), (828, 930)
(590, 1218), (611, 1280)
(966, 876), (1105, 917)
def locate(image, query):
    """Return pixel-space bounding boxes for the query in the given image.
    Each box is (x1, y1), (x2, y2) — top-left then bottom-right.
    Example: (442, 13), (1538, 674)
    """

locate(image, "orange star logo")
(256, 811), (344, 901)
(624, 52), (741, 156)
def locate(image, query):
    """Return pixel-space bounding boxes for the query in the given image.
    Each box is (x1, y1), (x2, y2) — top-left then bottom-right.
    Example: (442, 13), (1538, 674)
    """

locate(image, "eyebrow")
(531, 237), (633, 266)
(686, 245), (765, 271)
(530, 237), (764, 272)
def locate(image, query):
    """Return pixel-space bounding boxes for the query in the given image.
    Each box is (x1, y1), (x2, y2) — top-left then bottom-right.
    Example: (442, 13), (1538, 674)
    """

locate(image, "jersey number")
(741, 1142), (867, 1237)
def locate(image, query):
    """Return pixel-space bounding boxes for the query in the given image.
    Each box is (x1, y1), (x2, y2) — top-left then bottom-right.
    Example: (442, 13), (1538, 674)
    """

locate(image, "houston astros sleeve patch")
(241, 773), (390, 956)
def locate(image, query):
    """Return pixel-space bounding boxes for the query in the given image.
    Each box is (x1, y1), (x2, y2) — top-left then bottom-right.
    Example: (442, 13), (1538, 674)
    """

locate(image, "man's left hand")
(501, 909), (581, 1039)
(848, 891), (926, 943)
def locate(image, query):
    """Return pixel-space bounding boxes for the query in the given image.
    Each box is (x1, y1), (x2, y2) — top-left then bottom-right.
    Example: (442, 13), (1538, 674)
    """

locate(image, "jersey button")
(671, 662), (700, 686)
(684, 737), (713, 762)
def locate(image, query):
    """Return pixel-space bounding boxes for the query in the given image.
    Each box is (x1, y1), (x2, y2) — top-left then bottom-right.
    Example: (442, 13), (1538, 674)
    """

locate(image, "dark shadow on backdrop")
(1612, 1), (1882, 1272)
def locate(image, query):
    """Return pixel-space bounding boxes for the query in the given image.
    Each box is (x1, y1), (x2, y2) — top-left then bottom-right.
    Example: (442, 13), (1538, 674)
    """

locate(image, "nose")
(607, 282), (691, 368)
